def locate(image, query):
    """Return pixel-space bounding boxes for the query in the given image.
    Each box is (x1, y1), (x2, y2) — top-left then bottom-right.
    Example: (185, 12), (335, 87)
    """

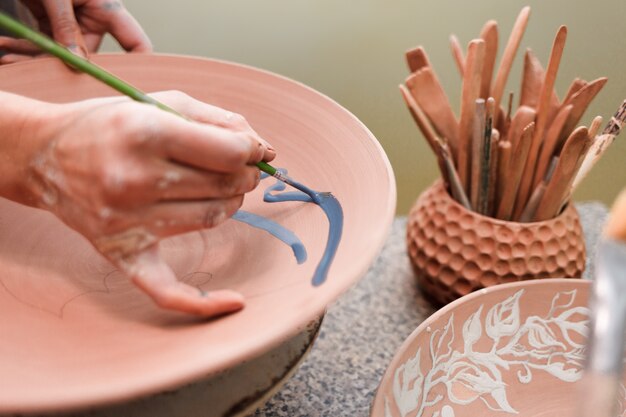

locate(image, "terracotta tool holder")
(407, 180), (585, 306)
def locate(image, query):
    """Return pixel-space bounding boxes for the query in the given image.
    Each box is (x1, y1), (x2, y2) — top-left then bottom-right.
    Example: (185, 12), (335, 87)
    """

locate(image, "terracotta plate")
(0, 54), (395, 413)
(372, 279), (626, 417)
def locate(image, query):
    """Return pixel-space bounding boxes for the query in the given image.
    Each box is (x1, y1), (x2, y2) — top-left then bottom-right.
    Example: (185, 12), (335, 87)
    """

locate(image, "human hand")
(0, 0), (151, 65)
(0, 90), (274, 316)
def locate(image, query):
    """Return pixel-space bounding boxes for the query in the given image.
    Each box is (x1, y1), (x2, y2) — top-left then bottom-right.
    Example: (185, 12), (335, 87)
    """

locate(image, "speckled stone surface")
(254, 202), (608, 417)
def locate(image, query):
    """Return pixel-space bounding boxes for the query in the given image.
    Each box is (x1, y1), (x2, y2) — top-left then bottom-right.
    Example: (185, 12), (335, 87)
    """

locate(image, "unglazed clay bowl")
(407, 180), (585, 305)
(0, 54), (395, 414)
(57, 316), (322, 417)
(371, 279), (626, 417)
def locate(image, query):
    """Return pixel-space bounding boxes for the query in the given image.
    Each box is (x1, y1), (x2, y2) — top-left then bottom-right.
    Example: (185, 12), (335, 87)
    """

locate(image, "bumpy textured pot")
(406, 180), (585, 305)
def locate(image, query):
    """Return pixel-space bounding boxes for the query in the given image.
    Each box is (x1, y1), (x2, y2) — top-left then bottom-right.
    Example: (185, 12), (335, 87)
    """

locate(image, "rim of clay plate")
(370, 277), (590, 416)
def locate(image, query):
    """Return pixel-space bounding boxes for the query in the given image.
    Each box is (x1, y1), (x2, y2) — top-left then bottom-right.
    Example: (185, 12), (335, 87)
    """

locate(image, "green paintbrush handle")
(0, 11), (278, 177)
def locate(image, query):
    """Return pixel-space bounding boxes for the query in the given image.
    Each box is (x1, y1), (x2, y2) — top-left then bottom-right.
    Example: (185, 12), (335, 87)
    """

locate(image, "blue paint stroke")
(232, 210), (307, 264)
(262, 170), (344, 287)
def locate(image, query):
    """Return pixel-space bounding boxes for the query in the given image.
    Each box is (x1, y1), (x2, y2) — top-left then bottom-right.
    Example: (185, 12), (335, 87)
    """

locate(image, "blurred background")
(103, 0), (626, 214)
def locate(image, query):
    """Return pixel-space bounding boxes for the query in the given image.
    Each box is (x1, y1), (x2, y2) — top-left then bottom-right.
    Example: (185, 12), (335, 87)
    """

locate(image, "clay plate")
(0, 54), (395, 413)
(371, 279), (626, 417)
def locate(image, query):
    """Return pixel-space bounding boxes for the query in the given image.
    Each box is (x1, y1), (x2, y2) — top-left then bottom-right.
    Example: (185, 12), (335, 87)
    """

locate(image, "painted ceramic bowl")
(407, 180), (585, 305)
(0, 54), (395, 413)
(371, 279), (626, 417)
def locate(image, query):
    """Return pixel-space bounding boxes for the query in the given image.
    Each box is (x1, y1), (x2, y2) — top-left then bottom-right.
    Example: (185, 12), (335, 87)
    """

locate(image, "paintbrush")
(0, 11), (322, 199)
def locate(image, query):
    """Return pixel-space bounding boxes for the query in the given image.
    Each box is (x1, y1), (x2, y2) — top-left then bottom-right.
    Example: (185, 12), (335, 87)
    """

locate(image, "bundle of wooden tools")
(400, 6), (626, 222)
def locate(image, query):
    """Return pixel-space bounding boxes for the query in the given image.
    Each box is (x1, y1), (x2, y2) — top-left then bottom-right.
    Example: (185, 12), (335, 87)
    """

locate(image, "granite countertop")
(255, 202), (609, 417)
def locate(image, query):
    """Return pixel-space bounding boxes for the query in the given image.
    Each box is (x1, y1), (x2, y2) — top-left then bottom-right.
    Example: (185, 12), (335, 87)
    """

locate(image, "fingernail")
(67, 44), (87, 59)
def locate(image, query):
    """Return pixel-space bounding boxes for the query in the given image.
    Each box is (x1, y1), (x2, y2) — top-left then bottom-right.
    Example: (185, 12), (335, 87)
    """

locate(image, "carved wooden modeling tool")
(449, 34), (465, 75)
(558, 77), (608, 144)
(516, 25), (568, 213)
(405, 45), (431, 74)
(491, 6), (531, 126)
(458, 39), (486, 193)
(399, 84), (450, 185)
(479, 20), (499, 100)
(405, 68), (459, 157)
(470, 98), (486, 209)
(533, 126), (591, 221)
(497, 122), (535, 220)
(533, 104), (573, 190)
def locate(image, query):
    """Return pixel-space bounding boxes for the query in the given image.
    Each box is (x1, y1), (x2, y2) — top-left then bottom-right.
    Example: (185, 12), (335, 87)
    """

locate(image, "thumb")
(42, 0), (88, 57)
(118, 245), (245, 317)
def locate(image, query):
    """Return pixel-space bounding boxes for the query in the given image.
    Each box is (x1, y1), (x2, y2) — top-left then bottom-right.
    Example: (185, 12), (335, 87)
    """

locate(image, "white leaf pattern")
(385, 289), (591, 417)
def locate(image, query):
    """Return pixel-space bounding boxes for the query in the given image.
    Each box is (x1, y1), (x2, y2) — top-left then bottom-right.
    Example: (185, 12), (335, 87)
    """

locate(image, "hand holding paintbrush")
(401, 6), (623, 223)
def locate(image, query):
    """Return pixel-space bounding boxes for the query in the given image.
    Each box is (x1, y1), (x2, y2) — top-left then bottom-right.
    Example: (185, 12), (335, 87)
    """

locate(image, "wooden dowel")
(491, 6), (531, 126)
(477, 98), (495, 214)
(517, 25), (568, 213)
(496, 139), (512, 212)
(471, 99), (486, 210)
(458, 39), (486, 194)
(449, 34), (465, 75)
(532, 104), (573, 191)
(487, 129), (501, 216)
(405, 46), (430, 73)
(500, 122), (535, 220)
(405, 68), (459, 158)
(479, 20), (499, 99)
(534, 126), (591, 221)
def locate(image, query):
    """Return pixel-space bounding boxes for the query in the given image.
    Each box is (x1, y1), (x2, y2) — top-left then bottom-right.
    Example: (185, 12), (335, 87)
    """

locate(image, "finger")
(123, 246), (244, 317)
(0, 53), (39, 65)
(82, 33), (104, 53)
(152, 163), (261, 202)
(105, 4), (152, 52)
(100, 160), (259, 205)
(99, 195), (244, 237)
(150, 91), (276, 161)
(0, 36), (41, 55)
(142, 108), (267, 171)
(141, 195), (245, 237)
(41, 0), (88, 56)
